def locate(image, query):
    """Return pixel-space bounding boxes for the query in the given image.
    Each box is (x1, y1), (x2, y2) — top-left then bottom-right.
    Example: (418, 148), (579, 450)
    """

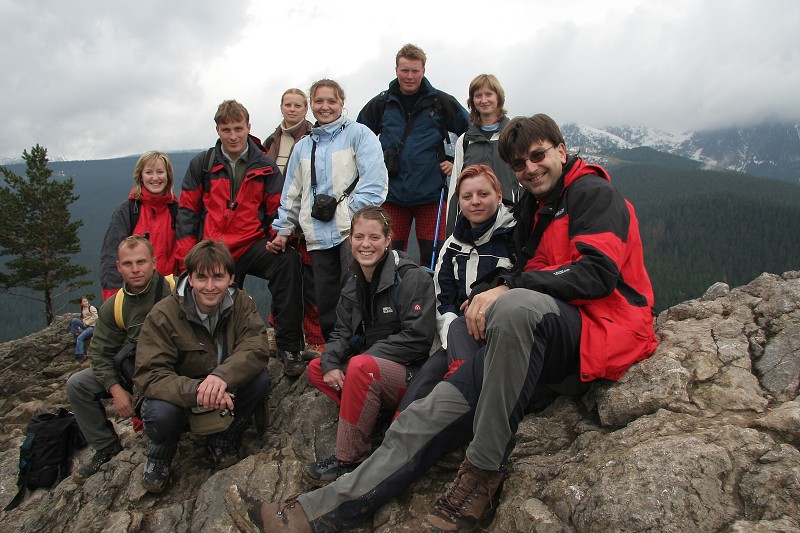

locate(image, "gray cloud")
(1, 0), (798, 161)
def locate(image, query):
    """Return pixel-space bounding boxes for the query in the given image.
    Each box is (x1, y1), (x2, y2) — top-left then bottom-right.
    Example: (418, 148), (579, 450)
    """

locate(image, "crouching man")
(134, 239), (270, 493)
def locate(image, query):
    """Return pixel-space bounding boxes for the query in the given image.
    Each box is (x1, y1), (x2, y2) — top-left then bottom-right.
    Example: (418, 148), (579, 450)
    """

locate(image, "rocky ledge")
(0, 271), (798, 532)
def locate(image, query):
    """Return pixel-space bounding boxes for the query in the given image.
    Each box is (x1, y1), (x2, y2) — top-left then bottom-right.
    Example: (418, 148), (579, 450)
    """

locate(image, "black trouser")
(309, 242), (352, 341)
(234, 238), (304, 352)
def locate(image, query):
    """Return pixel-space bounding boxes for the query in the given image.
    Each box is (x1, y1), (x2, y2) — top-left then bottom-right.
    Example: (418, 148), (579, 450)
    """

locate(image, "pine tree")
(0, 145), (93, 325)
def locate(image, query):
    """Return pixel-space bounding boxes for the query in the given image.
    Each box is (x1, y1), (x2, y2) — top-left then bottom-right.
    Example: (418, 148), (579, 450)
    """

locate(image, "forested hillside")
(607, 148), (800, 308)
(1, 148), (798, 341)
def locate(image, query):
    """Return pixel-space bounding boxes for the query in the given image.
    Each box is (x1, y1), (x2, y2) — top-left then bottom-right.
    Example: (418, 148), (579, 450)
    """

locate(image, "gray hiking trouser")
(65, 367), (119, 451)
(298, 289), (585, 532)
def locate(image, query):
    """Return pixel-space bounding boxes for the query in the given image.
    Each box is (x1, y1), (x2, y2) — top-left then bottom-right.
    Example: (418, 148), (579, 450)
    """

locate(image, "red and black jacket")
(175, 137), (282, 264)
(498, 157), (658, 381)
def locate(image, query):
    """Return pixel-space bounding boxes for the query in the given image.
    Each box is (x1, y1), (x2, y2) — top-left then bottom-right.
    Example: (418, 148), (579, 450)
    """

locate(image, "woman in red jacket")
(99, 151), (179, 300)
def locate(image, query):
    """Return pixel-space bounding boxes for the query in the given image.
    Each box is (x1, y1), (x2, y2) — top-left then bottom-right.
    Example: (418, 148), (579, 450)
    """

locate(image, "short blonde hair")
(396, 43), (426, 66)
(214, 99), (249, 125)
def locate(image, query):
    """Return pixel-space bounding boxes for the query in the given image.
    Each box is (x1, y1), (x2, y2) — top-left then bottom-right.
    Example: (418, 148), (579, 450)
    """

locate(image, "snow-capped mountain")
(562, 122), (800, 183)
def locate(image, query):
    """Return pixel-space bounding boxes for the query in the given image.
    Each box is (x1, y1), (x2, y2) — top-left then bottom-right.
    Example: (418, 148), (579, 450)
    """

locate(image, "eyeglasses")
(510, 145), (556, 172)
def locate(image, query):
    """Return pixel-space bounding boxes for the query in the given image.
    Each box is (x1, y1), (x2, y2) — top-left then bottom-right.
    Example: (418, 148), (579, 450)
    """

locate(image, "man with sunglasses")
(223, 114), (658, 533)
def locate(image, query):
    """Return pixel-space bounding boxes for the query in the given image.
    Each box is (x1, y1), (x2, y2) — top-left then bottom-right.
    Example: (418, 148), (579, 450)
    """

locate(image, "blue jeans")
(70, 318), (93, 355)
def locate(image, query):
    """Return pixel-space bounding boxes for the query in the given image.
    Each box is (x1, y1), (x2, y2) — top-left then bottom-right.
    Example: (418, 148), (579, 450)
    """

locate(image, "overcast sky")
(1, 0), (798, 162)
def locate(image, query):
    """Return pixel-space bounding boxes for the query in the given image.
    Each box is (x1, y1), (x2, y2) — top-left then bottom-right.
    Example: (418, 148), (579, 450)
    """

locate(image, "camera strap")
(310, 139), (360, 203)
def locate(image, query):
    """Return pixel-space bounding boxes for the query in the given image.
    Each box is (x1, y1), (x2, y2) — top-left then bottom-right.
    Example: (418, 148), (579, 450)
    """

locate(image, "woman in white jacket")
(268, 79), (388, 340)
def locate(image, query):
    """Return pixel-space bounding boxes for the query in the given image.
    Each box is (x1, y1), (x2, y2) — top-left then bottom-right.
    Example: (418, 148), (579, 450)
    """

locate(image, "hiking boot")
(303, 343), (325, 359)
(224, 485), (311, 533)
(208, 443), (240, 470)
(280, 350), (306, 378)
(72, 438), (122, 485)
(142, 457), (171, 494)
(423, 459), (504, 532)
(303, 455), (358, 486)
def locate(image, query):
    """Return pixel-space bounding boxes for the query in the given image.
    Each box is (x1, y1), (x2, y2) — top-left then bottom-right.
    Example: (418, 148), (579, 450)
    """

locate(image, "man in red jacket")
(223, 114), (658, 533)
(176, 100), (305, 377)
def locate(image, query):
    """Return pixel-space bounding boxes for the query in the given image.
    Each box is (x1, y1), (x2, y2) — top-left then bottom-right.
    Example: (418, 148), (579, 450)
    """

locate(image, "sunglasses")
(510, 145), (556, 172)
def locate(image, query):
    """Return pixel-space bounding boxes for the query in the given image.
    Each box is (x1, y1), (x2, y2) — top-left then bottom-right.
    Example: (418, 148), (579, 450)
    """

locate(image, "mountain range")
(1, 120), (799, 341)
(561, 121), (800, 183)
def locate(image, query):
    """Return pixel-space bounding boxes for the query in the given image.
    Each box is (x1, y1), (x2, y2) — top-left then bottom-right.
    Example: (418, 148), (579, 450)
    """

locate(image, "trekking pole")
(429, 185), (446, 272)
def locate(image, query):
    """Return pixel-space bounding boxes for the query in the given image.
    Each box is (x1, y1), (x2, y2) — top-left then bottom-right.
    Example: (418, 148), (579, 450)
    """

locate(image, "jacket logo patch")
(414, 304), (422, 311)
(382, 307), (393, 314)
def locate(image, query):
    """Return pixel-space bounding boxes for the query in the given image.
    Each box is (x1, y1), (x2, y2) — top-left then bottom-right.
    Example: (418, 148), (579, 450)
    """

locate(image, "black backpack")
(4, 408), (87, 511)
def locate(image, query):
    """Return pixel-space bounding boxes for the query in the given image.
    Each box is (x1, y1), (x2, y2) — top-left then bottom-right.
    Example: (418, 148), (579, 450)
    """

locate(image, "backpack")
(3, 409), (87, 511)
(113, 274), (176, 392)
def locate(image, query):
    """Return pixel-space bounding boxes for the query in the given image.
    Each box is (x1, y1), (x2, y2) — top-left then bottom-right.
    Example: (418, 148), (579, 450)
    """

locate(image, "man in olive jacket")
(134, 239), (270, 493)
(67, 235), (173, 485)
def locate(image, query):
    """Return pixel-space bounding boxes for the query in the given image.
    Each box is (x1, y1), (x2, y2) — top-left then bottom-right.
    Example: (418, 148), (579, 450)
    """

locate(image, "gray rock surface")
(1, 272), (799, 532)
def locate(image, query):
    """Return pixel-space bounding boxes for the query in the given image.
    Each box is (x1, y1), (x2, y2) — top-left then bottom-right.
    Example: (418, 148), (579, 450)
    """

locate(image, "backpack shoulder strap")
(128, 199), (141, 230)
(201, 146), (216, 192)
(113, 289), (125, 331)
(168, 202), (178, 230)
(390, 250), (418, 310)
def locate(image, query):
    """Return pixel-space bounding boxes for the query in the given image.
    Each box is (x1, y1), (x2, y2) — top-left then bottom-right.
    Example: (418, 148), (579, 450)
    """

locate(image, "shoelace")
(436, 474), (480, 519)
(276, 495), (302, 524)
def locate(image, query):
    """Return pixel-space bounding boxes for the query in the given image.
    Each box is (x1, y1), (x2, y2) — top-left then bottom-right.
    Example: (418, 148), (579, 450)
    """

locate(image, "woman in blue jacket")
(268, 79), (388, 340)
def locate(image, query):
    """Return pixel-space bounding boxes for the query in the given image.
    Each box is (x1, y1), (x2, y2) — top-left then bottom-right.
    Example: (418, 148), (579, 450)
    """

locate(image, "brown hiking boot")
(224, 485), (311, 533)
(423, 459), (504, 532)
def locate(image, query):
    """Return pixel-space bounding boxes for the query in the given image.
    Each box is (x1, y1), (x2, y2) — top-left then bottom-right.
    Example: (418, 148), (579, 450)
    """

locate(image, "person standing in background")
(264, 89), (325, 353)
(445, 74), (520, 235)
(358, 43), (469, 267)
(269, 79), (388, 343)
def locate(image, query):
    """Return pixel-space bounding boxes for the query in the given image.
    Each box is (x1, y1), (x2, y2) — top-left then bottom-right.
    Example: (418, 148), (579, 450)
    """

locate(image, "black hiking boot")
(303, 455), (358, 486)
(142, 457), (171, 493)
(280, 350), (306, 378)
(72, 438), (122, 485)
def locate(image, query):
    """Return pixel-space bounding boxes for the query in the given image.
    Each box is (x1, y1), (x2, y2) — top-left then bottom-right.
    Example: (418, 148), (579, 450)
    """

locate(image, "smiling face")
(281, 92), (307, 127)
(514, 141), (567, 199)
(350, 218), (392, 280)
(141, 158), (168, 196)
(311, 86), (343, 125)
(395, 57), (425, 95)
(216, 119), (251, 160)
(472, 84), (499, 124)
(458, 173), (502, 227)
(189, 268), (233, 314)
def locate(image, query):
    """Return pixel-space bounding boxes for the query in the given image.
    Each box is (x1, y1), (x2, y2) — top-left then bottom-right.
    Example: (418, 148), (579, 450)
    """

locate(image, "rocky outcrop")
(1, 272), (798, 532)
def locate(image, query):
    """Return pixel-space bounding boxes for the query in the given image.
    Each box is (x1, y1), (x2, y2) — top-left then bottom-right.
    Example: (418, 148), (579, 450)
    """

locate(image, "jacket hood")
(453, 203), (516, 246)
